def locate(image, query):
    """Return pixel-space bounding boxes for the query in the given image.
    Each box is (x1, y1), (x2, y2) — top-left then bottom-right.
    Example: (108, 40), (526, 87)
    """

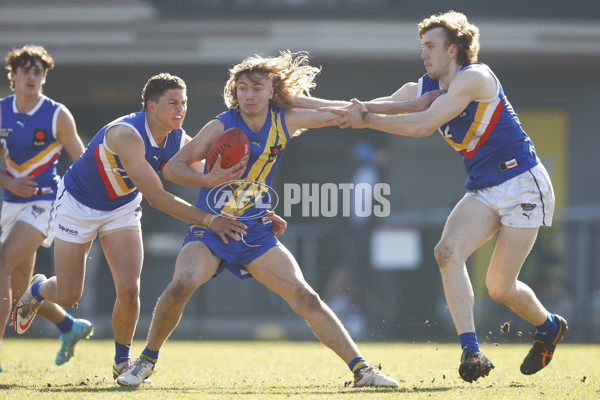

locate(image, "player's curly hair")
(223, 50), (321, 110)
(418, 11), (480, 65)
(5, 45), (55, 91)
(141, 72), (186, 110)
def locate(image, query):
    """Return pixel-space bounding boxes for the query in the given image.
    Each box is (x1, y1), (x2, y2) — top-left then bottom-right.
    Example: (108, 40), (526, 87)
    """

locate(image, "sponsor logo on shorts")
(521, 203), (536, 212)
(188, 225), (206, 237)
(521, 203), (536, 219)
(458, 110), (469, 119)
(31, 205), (45, 218)
(58, 223), (79, 236)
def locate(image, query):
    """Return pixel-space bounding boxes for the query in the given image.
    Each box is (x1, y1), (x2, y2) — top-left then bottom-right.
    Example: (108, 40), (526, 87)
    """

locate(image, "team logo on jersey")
(159, 160), (167, 171)
(268, 144), (282, 162)
(32, 129), (48, 147)
(439, 125), (452, 139)
(109, 167), (128, 179)
(458, 110), (469, 119)
(0, 127), (12, 138)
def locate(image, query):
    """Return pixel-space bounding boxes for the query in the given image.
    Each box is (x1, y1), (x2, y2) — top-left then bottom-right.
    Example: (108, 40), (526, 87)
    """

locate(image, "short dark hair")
(141, 73), (186, 110)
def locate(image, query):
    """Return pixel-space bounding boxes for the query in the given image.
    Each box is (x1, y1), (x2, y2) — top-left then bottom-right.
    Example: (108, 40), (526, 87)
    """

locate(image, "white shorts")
(464, 163), (555, 228)
(55, 181), (143, 244)
(0, 200), (56, 247)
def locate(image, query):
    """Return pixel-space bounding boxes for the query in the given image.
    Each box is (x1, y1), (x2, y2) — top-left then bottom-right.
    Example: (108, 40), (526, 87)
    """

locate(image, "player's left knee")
(290, 286), (323, 315)
(486, 282), (512, 304)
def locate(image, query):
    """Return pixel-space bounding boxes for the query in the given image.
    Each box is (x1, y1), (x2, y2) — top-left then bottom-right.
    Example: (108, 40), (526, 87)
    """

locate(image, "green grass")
(0, 339), (598, 399)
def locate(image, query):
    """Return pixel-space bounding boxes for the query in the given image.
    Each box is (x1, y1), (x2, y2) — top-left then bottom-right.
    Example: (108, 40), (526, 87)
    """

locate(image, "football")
(206, 127), (250, 172)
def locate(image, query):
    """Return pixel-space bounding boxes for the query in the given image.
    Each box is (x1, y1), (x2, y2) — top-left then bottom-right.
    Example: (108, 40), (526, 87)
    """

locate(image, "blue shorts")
(183, 219), (278, 280)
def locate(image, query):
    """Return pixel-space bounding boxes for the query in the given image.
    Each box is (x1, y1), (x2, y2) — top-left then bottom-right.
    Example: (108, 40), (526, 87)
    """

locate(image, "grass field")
(0, 339), (598, 399)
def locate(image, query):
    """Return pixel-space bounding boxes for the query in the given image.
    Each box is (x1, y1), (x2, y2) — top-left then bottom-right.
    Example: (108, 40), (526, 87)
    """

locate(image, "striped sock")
(141, 347), (159, 365)
(349, 356), (369, 376)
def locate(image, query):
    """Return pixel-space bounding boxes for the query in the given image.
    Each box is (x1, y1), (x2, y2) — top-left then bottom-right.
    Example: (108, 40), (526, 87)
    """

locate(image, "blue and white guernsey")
(0, 94), (64, 203)
(418, 63), (539, 190)
(64, 109), (186, 211)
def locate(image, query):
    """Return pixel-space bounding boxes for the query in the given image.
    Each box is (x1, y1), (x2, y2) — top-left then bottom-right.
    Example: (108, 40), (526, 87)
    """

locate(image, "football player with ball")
(13, 72), (283, 379)
(117, 51), (410, 388)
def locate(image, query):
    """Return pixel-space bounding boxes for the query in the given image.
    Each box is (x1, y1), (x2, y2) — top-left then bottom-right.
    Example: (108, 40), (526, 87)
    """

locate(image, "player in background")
(0, 45), (91, 372)
(115, 51), (422, 388)
(12, 72), (262, 379)
(328, 11), (567, 382)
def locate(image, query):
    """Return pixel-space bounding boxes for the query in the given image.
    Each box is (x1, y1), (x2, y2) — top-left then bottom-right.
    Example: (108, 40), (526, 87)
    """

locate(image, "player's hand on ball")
(205, 154), (247, 187)
(266, 211), (287, 236)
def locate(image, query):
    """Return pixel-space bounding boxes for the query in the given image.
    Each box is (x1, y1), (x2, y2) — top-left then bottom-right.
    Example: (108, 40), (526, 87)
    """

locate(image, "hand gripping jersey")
(0, 95), (64, 203)
(196, 105), (292, 224)
(418, 63), (539, 190)
(64, 109), (185, 211)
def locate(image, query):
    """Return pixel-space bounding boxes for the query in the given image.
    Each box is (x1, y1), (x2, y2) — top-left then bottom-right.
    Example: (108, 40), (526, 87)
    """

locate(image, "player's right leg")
(434, 196), (501, 382)
(1, 221), (46, 337)
(117, 241), (221, 387)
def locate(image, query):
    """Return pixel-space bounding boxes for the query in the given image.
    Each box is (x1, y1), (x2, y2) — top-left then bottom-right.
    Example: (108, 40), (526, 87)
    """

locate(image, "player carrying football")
(117, 50), (434, 388)
(12, 72), (266, 379)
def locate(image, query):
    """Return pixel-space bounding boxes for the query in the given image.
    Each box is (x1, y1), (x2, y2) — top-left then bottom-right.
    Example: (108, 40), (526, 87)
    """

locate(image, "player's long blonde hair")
(223, 50), (320, 110)
(418, 10), (480, 65)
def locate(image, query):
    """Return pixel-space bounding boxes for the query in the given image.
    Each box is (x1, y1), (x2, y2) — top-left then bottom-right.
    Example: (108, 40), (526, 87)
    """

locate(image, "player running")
(0, 45), (91, 371)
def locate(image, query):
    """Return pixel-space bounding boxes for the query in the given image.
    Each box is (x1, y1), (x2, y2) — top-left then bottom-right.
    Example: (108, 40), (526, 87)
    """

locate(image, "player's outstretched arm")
(283, 95), (351, 109)
(108, 125), (246, 242)
(330, 70), (482, 136)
